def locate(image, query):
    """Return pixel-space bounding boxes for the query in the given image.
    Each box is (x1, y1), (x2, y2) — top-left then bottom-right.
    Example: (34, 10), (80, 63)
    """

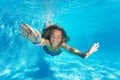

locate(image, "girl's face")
(50, 29), (62, 46)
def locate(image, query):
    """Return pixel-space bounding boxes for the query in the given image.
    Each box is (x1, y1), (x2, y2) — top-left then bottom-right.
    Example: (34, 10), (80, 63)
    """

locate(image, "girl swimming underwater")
(19, 20), (99, 58)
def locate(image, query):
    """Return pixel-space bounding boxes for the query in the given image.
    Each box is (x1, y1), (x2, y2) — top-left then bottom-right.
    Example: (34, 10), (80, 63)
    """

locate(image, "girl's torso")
(43, 40), (62, 56)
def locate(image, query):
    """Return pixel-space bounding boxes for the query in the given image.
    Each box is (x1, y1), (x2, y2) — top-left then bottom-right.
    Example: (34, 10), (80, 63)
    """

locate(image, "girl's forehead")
(52, 29), (62, 35)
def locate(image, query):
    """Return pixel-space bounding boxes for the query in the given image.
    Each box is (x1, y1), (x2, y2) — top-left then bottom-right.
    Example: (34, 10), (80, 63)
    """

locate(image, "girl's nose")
(54, 38), (57, 41)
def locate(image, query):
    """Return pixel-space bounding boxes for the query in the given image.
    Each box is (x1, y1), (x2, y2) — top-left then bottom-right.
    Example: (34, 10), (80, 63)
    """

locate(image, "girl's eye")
(56, 36), (61, 38)
(51, 35), (62, 39)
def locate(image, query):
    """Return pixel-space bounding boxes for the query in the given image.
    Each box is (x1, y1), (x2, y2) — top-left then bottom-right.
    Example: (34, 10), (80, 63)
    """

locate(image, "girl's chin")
(52, 43), (60, 46)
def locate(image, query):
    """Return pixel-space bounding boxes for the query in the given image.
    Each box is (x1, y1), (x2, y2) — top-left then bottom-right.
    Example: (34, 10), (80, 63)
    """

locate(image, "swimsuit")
(43, 46), (62, 56)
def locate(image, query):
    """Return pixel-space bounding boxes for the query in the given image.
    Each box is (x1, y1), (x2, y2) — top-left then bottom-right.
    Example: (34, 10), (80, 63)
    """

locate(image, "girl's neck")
(50, 44), (59, 51)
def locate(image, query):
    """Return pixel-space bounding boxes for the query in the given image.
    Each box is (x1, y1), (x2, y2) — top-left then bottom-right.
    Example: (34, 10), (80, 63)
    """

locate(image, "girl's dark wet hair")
(42, 25), (69, 43)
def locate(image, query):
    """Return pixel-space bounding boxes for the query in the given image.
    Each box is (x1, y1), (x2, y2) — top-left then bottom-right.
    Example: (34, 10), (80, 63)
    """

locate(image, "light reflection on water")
(0, 0), (120, 80)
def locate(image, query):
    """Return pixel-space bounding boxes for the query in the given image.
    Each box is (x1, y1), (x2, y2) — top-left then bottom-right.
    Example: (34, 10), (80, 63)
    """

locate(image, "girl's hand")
(85, 42), (100, 58)
(19, 24), (41, 42)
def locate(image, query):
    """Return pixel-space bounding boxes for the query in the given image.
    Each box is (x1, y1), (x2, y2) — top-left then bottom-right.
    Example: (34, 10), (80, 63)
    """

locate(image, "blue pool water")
(0, 0), (120, 80)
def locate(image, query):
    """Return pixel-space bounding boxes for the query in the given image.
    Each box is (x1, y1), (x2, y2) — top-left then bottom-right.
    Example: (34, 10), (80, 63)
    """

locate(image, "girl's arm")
(61, 42), (99, 59)
(19, 23), (49, 46)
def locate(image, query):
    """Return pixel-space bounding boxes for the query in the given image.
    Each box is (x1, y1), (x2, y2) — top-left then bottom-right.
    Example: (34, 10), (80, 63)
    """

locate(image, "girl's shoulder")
(45, 39), (49, 43)
(42, 39), (50, 46)
(60, 42), (66, 47)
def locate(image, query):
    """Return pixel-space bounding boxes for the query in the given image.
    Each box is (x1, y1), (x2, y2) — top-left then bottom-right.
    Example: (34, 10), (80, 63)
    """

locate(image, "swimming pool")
(0, 0), (120, 80)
